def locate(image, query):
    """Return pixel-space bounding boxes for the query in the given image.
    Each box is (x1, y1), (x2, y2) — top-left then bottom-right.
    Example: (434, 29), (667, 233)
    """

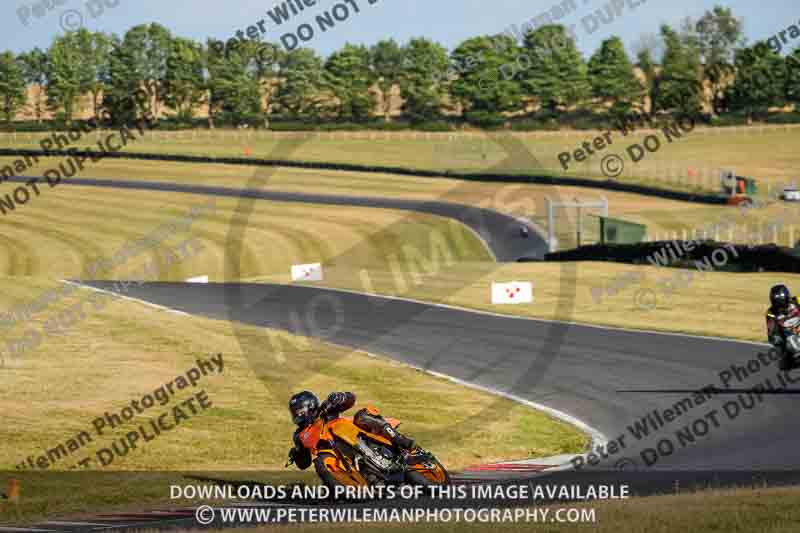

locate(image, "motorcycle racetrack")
(37, 177), (796, 471)
(3, 177), (799, 532)
(79, 279), (794, 472)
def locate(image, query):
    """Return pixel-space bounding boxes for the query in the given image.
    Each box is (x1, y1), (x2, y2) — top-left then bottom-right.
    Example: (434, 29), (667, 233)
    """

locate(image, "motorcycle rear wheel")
(314, 451), (370, 490)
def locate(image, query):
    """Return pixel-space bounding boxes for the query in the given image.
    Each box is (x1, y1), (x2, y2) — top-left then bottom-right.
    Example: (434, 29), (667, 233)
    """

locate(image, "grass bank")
(2, 125), (797, 195)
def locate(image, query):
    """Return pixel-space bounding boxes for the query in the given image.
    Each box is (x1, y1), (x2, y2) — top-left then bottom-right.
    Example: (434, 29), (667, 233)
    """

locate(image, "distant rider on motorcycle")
(766, 284), (800, 370)
(287, 391), (415, 470)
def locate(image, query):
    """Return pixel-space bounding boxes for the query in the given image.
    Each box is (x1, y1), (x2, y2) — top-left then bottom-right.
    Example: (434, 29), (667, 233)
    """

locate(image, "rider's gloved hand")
(326, 392), (345, 406)
(287, 447), (298, 465)
(319, 393), (344, 415)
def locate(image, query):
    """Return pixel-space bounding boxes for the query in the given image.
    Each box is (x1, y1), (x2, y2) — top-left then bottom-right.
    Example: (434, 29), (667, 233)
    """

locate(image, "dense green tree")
(323, 43), (376, 121)
(163, 37), (206, 121)
(449, 35), (522, 118)
(116, 23), (172, 117)
(654, 24), (703, 115)
(17, 49), (48, 81)
(206, 39), (263, 125)
(18, 47), (49, 123)
(45, 32), (87, 124)
(0, 52), (27, 124)
(588, 37), (643, 113)
(5, 18), (800, 129)
(684, 5), (744, 115)
(370, 39), (404, 121)
(787, 50), (800, 105)
(103, 36), (142, 124)
(102, 24), (172, 124)
(631, 33), (664, 64)
(520, 25), (591, 112)
(636, 49), (658, 111)
(727, 42), (787, 122)
(398, 38), (449, 122)
(272, 48), (325, 118)
(252, 41), (282, 119)
(74, 29), (113, 120)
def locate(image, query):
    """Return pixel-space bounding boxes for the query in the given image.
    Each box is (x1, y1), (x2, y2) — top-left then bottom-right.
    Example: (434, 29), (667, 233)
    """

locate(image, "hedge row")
(5, 110), (800, 133)
(543, 241), (800, 273)
(0, 118), (457, 133)
(0, 148), (728, 206)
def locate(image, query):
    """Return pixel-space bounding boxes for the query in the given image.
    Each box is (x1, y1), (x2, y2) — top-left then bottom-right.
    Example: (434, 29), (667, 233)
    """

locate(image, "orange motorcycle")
(287, 406), (449, 488)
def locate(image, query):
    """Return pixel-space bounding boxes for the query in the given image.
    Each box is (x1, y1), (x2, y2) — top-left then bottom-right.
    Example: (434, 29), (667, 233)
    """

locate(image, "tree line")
(0, 5), (797, 130)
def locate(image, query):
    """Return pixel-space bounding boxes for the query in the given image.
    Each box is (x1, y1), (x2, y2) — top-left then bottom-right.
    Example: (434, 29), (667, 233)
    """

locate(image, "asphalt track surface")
(6, 177), (800, 531)
(81, 280), (798, 473)
(30, 177), (792, 472)
(11, 176), (549, 261)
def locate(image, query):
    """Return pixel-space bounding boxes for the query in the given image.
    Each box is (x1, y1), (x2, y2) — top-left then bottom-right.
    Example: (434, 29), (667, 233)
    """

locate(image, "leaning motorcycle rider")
(287, 391), (415, 469)
(766, 284), (800, 370)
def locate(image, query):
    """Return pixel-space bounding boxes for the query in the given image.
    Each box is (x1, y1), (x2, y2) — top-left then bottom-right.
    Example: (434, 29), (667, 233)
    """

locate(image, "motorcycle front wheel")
(314, 451), (370, 490)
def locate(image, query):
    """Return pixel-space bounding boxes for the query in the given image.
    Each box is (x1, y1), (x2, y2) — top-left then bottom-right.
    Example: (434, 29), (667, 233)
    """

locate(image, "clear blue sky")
(1, 0), (797, 58)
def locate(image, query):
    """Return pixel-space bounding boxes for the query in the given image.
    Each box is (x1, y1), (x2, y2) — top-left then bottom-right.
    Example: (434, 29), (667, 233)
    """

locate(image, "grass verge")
(2, 126), (798, 193)
(251, 260), (798, 343)
(0, 277), (587, 523)
(3, 153), (796, 250)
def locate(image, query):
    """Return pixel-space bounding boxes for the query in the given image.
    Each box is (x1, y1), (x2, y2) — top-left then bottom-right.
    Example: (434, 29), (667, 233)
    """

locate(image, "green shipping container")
(597, 216), (648, 245)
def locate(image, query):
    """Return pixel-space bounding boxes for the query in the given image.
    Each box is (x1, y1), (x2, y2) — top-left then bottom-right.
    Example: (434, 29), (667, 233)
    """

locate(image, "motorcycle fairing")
(300, 419), (323, 449)
(328, 417), (394, 447)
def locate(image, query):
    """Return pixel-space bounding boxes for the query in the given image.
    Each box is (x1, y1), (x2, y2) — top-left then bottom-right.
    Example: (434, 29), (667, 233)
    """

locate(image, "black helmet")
(770, 284), (791, 310)
(289, 391), (319, 426)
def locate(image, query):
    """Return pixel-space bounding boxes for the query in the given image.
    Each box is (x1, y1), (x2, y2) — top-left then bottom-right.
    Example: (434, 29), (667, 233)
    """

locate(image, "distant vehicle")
(782, 188), (800, 202)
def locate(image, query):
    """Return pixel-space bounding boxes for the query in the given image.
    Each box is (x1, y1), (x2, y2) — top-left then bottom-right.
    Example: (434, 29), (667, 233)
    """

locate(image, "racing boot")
(354, 407), (415, 450)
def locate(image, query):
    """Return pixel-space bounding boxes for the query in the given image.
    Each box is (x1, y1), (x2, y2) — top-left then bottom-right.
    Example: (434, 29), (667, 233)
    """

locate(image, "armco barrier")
(0, 148), (729, 206)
